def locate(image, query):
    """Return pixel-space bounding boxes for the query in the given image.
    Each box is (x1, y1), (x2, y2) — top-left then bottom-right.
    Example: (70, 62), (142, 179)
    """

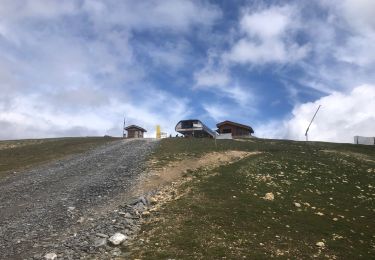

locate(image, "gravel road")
(0, 139), (158, 260)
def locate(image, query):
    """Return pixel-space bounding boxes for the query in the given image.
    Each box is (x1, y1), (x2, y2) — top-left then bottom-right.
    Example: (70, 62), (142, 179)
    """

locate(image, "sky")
(0, 0), (374, 143)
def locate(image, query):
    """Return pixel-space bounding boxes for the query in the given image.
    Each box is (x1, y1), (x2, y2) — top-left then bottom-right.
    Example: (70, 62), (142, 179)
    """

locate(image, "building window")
(222, 128), (231, 134)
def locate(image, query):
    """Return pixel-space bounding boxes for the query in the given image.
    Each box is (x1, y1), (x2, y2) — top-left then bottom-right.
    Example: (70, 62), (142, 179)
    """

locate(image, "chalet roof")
(216, 120), (254, 133)
(124, 125), (147, 132)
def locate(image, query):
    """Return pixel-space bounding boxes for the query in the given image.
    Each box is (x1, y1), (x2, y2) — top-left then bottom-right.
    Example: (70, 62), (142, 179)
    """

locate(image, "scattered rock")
(140, 196), (148, 205)
(294, 202), (301, 207)
(130, 196), (148, 206)
(94, 238), (107, 248)
(142, 211), (150, 217)
(133, 202), (146, 212)
(95, 233), (108, 238)
(315, 212), (324, 216)
(149, 197), (158, 205)
(112, 247), (121, 256)
(123, 212), (133, 219)
(67, 207), (75, 211)
(108, 233), (127, 246)
(316, 241), (325, 247)
(44, 252), (57, 260)
(263, 192), (274, 201)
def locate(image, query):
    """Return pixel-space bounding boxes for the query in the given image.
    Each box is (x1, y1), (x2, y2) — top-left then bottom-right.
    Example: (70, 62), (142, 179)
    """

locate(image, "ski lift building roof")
(175, 119), (216, 138)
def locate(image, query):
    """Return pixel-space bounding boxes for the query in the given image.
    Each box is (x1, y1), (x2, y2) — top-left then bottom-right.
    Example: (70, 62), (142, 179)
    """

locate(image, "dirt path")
(131, 151), (260, 218)
(139, 150), (259, 193)
(0, 139), (158, 260)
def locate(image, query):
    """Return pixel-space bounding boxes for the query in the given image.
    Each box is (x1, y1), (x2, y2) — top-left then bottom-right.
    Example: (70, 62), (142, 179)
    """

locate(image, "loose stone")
(44, 252), (58, 260)
(108, 233), (127, 246)
(94, 238), (107, 248)
(263, 192), (275, 201)
(95, 233), (109, 238)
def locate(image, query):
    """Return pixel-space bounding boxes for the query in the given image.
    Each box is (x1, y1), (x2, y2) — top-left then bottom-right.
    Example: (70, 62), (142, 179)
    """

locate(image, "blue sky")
(0, 0), (374, 142)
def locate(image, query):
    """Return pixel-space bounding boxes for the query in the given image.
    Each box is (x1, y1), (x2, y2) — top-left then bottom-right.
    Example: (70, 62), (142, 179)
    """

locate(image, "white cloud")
(340, 0), (375, 31)
(240, 6), (291, 39)
(257, 85), (375, 143)
(0, 87), (192, 140)
(0, 0), (78, 20)
(202, 104), (230, 122)
(317, 0), (375, 67)
(223, 85), (254, 107)
(194, 73), (254, 108)
(334, 33), (375, 66)
(109, 89), (192, 138)
(0, 0), (221, 33)
(225, 5), (309, 65)
(0, 95), (110, 139)
(82, 0), (221, 32)
(194, 50), (255, 107)
(194, 67), (229, 88)
(0, 0), (215, 139)
(227, 39), (309, 65)
(139, 40), (192, 69)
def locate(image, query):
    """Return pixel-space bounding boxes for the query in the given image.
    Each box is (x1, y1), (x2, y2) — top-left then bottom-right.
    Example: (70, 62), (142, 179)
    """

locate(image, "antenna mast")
(305, 105), (321, 141)
(123, 116), (126, 138)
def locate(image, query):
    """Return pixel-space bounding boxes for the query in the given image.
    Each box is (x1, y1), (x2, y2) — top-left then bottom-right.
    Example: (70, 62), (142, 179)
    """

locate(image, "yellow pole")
(156, 125), (161, 139)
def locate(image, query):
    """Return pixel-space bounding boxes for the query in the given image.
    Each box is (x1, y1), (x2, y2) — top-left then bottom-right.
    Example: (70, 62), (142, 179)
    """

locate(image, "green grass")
(130, 138), (375, 259)
(0, 136), (120, 178)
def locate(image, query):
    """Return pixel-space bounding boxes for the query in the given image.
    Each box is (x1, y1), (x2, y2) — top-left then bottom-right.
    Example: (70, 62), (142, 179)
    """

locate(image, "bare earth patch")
(133, 151), (260, 224)
(125, 151), (261, 255)
(233, 138), (256, 142)
(137, 150), (260, 194)
(321, 149), (375, 163)
(0, 139), (47, 150)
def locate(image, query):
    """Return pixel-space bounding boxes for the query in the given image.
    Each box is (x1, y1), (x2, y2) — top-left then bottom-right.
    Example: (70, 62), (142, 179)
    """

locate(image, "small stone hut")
(125, 125), (147, 138)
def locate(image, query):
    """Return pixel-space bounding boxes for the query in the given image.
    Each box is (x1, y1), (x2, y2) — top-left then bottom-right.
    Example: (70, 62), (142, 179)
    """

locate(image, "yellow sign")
(156, 125), (161, 139)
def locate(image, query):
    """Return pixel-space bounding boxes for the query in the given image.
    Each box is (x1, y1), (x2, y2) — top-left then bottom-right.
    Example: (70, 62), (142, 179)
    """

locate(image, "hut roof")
(124, 125), (147, 132)
(216, 120), (254, 133)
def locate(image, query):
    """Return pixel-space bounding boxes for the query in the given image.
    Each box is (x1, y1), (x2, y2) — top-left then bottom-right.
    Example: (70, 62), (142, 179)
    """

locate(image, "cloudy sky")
(1, 0), (374, 142)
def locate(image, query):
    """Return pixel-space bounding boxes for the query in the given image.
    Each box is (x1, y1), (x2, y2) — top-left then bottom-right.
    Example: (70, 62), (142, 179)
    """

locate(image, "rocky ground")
(0, 139), (158, 260)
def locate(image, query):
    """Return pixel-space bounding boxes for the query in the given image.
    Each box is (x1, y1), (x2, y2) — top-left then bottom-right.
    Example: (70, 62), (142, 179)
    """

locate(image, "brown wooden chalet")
(216, 120), (254, 137)
(125, 125), (147, 138)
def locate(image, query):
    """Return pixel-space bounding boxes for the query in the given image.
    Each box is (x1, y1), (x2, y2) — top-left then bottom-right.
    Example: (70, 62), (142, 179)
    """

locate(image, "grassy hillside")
(0, 137), (119, 178)
(131, 138), (375, 259)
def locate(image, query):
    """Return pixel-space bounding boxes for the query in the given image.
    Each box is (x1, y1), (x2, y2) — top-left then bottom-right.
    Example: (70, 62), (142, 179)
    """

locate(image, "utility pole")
(123, 117), (126, 138)
(305, 105), (321, 141)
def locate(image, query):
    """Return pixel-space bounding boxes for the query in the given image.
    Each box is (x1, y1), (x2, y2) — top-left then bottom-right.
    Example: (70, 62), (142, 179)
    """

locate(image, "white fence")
(354, 136), (375, 145)
(216, 133), (233, 139)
